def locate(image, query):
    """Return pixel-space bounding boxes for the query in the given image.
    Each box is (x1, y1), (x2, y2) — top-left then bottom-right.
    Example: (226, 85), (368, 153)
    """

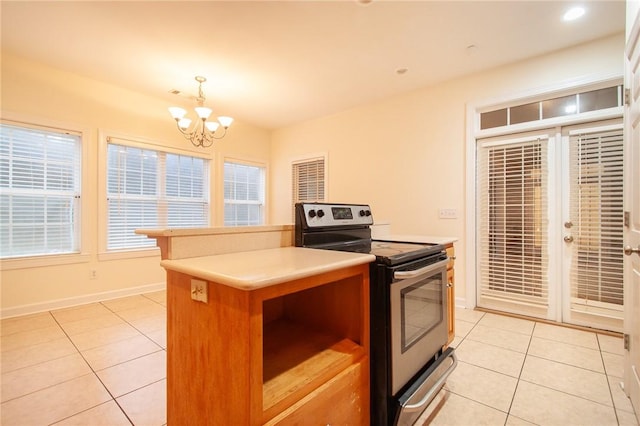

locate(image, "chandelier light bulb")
(169, 107), (187, 120)
(195, 107), (212, 120)
(218, 116), (234, 128)
(205, 121), (220, 132)
(178, 118), (191, 130)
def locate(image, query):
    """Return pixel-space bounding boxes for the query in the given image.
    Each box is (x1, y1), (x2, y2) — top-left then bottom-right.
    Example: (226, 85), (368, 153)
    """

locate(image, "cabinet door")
(265, 361), (368, 425)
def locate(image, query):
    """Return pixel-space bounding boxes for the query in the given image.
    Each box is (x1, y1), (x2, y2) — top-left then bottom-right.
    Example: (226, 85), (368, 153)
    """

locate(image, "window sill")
(0, 253), (91, 271)
(98, 248), (160, 262)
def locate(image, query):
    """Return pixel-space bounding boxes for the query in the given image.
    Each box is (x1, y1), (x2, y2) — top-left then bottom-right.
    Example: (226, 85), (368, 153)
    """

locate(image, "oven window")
(400, 276), (443, 353)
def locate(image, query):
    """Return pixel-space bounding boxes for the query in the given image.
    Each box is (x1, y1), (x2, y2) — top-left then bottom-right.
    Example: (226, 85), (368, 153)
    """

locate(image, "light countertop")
(160, 246), (375, 290)
(135, 224), (293, 237)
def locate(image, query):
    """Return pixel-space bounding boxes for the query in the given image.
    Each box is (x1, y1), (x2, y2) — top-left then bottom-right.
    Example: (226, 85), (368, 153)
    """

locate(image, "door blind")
(478, 137), (549, 313)
(568, 127), (624, 316)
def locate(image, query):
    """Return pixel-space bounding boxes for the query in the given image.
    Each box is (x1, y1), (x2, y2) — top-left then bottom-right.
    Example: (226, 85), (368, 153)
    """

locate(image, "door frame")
(624, 1), (640, 414)
(465, 76), (624, 311)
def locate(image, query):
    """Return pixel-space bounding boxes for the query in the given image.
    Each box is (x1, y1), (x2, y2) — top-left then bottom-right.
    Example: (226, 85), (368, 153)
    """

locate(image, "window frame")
(222, 157), (267, 227)
(0, 116), (91, 270)
(98, 132), (210, 260)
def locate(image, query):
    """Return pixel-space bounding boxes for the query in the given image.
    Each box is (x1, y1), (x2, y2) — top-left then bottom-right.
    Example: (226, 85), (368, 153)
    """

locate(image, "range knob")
(360, 209), (371, 217)
(359, 210), (366, 217)
(317, 209), (325, 218)
(308, 209), (316, 218)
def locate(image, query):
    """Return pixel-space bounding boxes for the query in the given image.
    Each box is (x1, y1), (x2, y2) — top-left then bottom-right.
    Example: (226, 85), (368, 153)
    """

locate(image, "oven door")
(390, 257), (449, 395)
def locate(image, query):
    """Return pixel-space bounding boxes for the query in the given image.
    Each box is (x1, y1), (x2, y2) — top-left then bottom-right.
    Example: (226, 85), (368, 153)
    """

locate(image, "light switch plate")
(190, 279), (208, 303)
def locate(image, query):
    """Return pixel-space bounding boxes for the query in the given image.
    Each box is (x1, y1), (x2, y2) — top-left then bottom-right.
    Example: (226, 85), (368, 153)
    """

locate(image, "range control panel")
(297, 202), (373, 228)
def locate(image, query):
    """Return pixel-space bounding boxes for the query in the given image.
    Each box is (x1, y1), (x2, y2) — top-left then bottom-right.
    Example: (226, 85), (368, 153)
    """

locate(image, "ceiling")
(1, 1), (625, 129)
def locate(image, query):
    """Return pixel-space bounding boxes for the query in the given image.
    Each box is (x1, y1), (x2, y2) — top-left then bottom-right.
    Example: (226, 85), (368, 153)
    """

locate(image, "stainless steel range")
(295, 202), (457, 426)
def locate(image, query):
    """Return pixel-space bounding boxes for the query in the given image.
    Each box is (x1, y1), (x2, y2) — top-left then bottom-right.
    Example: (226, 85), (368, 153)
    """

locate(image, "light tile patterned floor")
(1, 292), (638, 425)
(416, 310), (639, 426)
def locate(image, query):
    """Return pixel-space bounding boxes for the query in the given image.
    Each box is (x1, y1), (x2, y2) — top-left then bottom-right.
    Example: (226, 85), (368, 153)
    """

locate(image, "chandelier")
(168, 76), (233, 148)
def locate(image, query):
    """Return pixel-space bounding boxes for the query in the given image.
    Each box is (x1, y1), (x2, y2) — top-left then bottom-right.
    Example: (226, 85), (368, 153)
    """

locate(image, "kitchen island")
(137, 227), (374, 425)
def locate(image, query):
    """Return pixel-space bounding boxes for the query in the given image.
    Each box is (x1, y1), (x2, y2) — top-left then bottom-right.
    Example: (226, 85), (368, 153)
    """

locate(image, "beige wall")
(0, 53), (271, 317)
(0, 33), (625, 316)
(269, 33), (625, 304)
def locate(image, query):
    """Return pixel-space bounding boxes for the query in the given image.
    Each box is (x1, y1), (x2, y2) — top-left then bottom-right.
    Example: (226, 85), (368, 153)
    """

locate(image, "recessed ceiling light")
(563, 6), (585, 22)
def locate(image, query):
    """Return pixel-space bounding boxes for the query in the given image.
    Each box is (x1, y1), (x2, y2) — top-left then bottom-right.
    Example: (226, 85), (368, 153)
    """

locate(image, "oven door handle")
(393, 258), (449, 280)
(403, 350), (458, 411)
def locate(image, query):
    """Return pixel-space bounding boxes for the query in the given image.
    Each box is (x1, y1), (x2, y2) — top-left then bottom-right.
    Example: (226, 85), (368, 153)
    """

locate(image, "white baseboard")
(1, 282), (166, 319)
(455, 296), (468, 310)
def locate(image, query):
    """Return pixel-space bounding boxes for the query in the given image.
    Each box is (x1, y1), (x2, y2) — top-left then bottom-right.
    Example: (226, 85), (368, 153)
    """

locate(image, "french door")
(477, 120), (624, 332)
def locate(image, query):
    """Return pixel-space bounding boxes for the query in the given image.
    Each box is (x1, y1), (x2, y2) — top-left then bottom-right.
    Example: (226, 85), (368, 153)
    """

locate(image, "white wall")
(269, 33), (625, 304)
(0, 53), (271, 317)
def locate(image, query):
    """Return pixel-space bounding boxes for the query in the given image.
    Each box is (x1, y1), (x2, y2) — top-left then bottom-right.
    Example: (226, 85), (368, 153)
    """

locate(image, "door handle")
(624, 245), (640, 256)
(564, 236), (574, 243)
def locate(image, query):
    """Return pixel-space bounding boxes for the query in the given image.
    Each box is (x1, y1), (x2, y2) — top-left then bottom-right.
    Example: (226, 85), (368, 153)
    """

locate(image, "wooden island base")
(165, 263), (370, 425)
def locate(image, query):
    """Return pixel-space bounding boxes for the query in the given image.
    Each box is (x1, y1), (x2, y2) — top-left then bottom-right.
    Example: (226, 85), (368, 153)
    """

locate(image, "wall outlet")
(438, 208), (458, 219)
(190, 279), (208, 303)
(89, 269), (97, 280)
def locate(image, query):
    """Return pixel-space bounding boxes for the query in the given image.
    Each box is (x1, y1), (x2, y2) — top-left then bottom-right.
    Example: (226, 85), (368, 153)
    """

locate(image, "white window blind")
(107, 142), (208, 250)
(292, 157), (325, 203)
(223, 161), (265, 226)
(568, 127), (624, 315)
(0, 123), (81, 258)
(478, 137), (549, 310)
(165, 153), (208, 228)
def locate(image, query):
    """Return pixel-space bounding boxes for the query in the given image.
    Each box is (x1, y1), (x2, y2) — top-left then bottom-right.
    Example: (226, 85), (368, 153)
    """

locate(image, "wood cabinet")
(165, 263), (370, 425)
(445, 243), (455, 346)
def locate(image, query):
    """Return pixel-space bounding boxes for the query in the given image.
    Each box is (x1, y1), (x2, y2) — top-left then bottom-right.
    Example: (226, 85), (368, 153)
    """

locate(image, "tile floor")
(416, 309), (639, 426)
(1, 291), (638, 425)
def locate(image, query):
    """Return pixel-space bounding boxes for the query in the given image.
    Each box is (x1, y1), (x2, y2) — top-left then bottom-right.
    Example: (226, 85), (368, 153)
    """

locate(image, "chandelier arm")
(211, 127), (228, 140)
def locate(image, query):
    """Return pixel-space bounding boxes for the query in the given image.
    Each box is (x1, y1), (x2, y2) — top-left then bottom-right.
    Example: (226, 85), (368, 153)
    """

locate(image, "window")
(0, 123), (81, 258)
(292, 156), (326, 219)
(292, 157), (325, 203)
(224, 161), (265, 226)
(107, 142), (208, 250)
(480, 85), (622, 130)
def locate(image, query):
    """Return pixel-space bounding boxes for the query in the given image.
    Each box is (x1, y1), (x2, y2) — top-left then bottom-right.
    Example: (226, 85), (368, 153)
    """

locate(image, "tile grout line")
(503, 320), (536, 425)
(0, 294), (167, 425)
(48, 307), (136, 426)
(456, 316), (625, 425)
(597, 333), (623, 425)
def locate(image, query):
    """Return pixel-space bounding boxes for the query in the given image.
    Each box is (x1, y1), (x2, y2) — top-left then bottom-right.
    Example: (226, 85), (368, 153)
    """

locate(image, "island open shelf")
(262, 320), (364, 418)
